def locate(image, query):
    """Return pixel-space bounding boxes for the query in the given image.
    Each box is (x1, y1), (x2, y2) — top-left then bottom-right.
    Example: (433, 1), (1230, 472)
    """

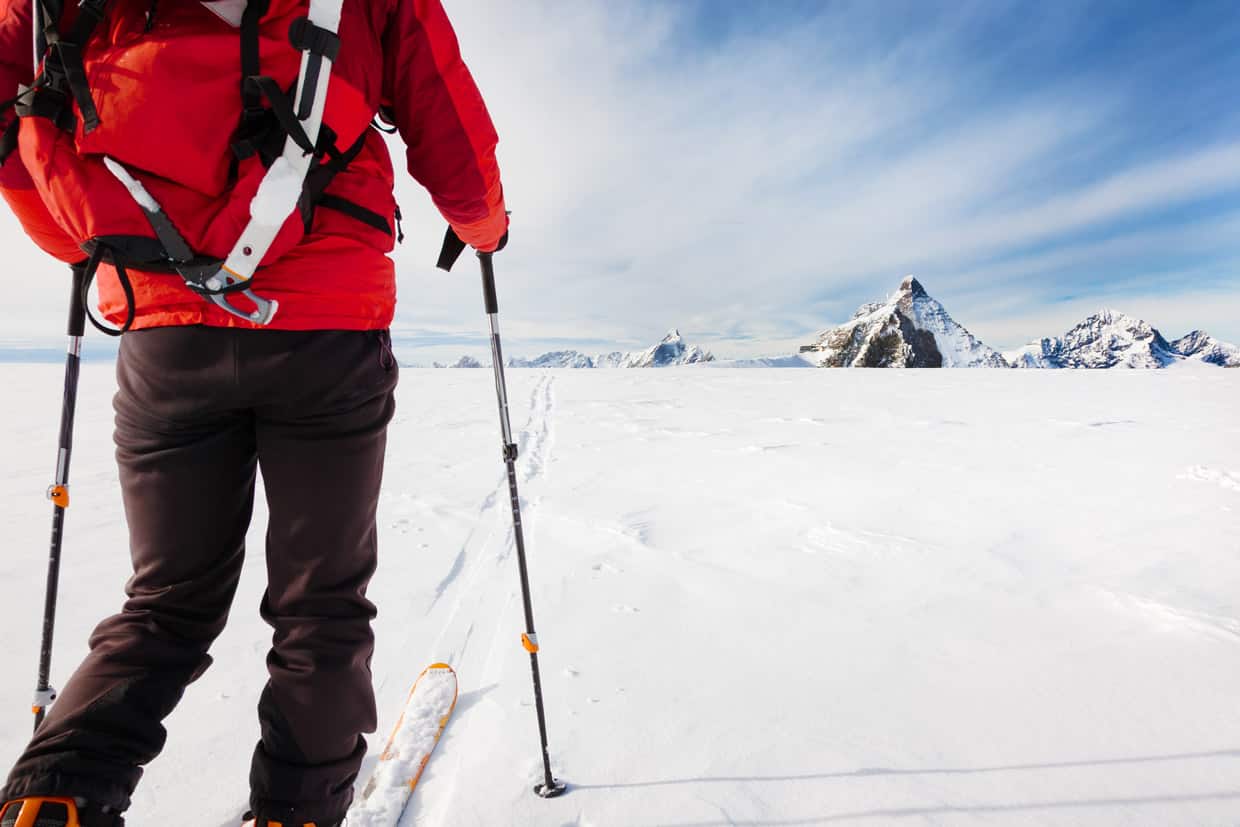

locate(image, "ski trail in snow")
(410, 376), (554, 643)
(398, 373), (557, 825)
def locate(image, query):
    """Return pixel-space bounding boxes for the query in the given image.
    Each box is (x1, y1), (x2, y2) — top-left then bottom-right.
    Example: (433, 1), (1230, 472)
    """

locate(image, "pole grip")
(67, 262), (88, 338)
(480, 253), (499, 315)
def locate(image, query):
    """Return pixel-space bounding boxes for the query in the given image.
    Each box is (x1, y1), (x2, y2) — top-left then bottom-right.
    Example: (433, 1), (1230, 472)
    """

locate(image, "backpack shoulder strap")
(203, 0), (345, 323)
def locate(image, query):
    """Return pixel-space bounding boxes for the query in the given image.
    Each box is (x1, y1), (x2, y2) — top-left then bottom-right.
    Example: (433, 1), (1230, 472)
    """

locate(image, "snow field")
(0, 366), (1237, 825)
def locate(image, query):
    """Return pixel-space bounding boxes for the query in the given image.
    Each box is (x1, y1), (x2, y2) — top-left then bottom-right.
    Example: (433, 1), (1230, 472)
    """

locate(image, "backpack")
(0, 0), (389, 332)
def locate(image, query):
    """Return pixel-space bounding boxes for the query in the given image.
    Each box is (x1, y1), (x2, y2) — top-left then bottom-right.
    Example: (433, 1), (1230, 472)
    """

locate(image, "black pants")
(3, 327), (398, 823)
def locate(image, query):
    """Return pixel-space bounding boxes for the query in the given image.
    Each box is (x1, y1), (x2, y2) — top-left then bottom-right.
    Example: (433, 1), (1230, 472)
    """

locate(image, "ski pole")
(477, 250), (567, 799)
(33, 262), (89, 731)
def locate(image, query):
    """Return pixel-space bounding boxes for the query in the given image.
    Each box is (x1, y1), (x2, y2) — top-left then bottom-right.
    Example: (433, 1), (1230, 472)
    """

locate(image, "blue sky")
(4, 0), (1239, 362)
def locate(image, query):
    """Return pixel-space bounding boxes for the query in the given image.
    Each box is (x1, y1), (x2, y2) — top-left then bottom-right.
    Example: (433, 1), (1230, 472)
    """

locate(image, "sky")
(3, 0), (1240, 362)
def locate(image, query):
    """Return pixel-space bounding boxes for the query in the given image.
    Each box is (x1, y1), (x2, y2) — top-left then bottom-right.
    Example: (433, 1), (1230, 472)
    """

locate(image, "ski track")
(394, 373), (557, 825)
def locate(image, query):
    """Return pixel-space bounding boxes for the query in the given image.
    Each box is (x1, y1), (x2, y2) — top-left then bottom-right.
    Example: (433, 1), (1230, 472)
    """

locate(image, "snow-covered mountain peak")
(800, 277), (1008, 368)
(898, 275), (928, 298)
(1170, 330), (1240, 367)
(600, 330), (715, 368)
(1008, 309), (1176, 369)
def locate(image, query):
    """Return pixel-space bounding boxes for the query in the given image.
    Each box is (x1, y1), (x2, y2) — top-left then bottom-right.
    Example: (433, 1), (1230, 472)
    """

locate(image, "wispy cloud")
(4, 0), (1238, 360)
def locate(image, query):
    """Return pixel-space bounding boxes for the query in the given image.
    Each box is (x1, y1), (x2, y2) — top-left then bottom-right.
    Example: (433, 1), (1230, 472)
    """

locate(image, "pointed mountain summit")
(1006, 309), (1181, 369)
(597, 329), (715, 368)
(800, 277), (1008, 368)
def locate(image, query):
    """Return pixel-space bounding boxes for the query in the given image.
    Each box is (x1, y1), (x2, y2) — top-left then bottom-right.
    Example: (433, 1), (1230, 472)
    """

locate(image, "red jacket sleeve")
(0, 0), (82, 262)
(383, 0), (507, 252)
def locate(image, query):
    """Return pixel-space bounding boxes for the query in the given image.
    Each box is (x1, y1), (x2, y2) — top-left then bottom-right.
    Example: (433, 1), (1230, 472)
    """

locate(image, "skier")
(0, 0), (506, 824)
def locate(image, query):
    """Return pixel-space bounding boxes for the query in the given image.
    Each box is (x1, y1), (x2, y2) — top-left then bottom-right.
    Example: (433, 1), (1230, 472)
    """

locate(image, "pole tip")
(534, 780), (568, 799)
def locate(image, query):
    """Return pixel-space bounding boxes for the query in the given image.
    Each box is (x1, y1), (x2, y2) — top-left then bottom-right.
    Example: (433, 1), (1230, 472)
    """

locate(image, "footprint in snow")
(612, 605), (640, 614)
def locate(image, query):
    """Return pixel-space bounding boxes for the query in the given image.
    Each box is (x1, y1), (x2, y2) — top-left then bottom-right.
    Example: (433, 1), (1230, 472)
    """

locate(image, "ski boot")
(0, 798), (122, 827)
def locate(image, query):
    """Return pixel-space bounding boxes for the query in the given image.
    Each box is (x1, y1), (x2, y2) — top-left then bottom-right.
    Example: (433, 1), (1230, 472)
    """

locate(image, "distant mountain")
(508, 330), (715, 368)
(1006, 311), (1240, 369)
(799, 277), (1008, 368)
(600, 329), (715, 368)
(1170, 330), (1240, 367)
(433, 356), (484, 369)
(508, 350), (596, 369)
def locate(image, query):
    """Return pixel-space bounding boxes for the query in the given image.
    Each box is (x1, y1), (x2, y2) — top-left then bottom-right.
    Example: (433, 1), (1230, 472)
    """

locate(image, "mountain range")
(431, 279), (1238, 369)
(434, 330), (716, 369)
(798, 277), (1239, 369)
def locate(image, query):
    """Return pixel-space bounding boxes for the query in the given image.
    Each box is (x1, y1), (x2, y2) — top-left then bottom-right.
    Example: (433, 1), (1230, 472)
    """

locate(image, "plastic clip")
(47, 484), (69, 509)
(32, 686), (57, 715)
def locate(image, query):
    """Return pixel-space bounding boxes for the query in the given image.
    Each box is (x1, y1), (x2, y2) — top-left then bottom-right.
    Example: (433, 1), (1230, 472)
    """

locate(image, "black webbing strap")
(0, 84), (38, 164)
(297, 128), (391, 235)
(317, 195), (391, 235)
(52, 0), (108, 132)
(231, 0), (273, 169)
(0, 117), (19, 164)
(22, 0), (109, 135)
(37, 0), (63, 50)
(437, 226), (508, 271)
(288, 17), (340, 120)
(245, 75), (315, 154)
(79, 243), (136, 337)
(437, 227), (467, 272)
(52, 42), (97, 131)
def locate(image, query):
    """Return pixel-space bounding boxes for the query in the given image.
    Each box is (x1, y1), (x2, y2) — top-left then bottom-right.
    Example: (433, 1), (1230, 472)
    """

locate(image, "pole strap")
(437, 226), (467, 272)
(521, 633), (539, 653)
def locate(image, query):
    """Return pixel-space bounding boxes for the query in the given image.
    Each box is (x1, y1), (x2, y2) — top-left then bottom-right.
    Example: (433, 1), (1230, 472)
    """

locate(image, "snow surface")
(1, 365), (1239, 826)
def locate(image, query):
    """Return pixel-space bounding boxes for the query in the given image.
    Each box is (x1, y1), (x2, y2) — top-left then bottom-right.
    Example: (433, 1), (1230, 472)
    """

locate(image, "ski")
(346, 662), (459, 825)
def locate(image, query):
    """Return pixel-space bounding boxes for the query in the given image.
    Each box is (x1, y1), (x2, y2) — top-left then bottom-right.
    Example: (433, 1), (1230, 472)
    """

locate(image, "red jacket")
(0, 0), (506, 331)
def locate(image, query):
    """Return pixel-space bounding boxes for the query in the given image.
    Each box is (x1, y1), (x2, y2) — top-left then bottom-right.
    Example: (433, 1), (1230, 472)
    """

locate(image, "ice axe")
(439, 227), (567, 799)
